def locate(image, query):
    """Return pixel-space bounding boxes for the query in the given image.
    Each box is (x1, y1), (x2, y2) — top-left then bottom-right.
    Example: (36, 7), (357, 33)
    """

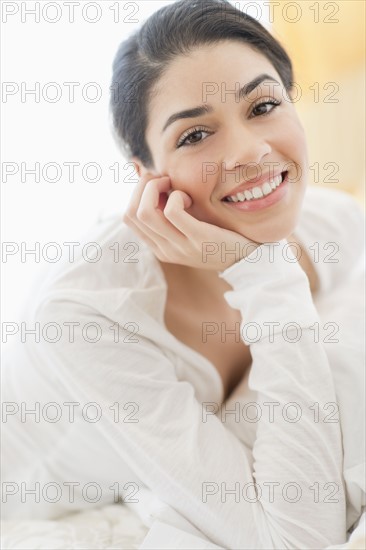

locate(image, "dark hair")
(110, 0), (294, 169)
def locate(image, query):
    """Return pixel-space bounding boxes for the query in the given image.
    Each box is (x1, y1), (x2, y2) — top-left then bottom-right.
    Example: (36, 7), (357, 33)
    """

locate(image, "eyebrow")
(161, 73), (281, 133)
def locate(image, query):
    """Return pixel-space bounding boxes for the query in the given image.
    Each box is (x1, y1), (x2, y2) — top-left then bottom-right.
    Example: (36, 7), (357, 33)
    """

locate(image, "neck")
(157, 258), (236, 302)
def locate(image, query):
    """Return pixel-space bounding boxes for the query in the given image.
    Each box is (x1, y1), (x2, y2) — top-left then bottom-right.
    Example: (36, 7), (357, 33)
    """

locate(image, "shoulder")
(296, 185), (365, 293)
(16, 216), (174, 381)
(28, 215), (162, 320)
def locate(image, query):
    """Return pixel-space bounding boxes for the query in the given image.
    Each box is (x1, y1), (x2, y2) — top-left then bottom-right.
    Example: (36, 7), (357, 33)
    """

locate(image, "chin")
(237, 216), (301, 244)
(189, 190), (304, 243)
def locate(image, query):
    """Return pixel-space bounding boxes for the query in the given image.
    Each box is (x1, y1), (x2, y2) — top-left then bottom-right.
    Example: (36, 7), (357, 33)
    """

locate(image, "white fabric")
(1, 504), (149, 549)
(1, 185), (365, 549)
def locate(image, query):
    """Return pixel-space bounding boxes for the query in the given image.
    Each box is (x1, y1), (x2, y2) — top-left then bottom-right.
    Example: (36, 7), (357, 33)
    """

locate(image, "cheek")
(166, 159), (212, 199)
(158, 159), (213, 222)
(277, 113), (308, 168)
(169, 167), (217, 223)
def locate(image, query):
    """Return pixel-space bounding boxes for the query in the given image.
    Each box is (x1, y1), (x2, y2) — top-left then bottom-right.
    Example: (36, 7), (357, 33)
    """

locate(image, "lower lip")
(221, 172), (289, 212)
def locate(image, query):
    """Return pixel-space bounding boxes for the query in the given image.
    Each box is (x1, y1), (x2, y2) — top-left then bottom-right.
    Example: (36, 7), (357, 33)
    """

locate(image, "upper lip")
(220, 171), (285, 200)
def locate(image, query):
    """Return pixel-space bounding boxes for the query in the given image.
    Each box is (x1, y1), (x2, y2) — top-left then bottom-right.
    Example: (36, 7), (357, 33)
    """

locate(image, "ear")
(130, 157), (158, 179)
(287, 86), (296, 103)
(130, 157), (142, 178)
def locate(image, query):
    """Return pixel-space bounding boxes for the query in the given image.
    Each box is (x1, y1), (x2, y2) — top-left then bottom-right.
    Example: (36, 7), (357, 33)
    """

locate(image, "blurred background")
(2, 0), (365, 323)
(271, 0), (365, 204)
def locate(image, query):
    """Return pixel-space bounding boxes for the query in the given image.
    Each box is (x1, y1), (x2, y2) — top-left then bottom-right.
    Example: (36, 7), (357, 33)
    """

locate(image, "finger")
(157, 192), (169, 211)
(124, 172), (170, 219)
(123, 172), (179, 255)
(137, 177), (187, 240)
(124, 216), (166, 256)
(163, 190), (206, 238)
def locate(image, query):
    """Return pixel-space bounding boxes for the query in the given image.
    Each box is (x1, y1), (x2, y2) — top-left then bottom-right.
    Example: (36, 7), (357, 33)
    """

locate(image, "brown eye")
(251, 99), (281, 118)
(185, 131), (203, 144)
(176, 126), (210, 148)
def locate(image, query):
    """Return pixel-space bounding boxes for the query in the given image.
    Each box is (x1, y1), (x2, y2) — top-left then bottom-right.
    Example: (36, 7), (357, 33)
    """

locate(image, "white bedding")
(2, 503), (365, 550)
(1, 503), (149, 550)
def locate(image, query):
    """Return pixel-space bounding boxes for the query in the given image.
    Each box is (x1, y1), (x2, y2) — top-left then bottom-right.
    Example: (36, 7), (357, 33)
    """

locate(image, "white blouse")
(2, 185), (365, 549)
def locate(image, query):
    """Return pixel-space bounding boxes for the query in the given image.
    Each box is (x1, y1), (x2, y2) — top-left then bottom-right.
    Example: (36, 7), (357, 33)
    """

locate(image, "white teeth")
(225, 173), (284, 203)
(262, 182), (272, 196)
(252, 186), (263, 199)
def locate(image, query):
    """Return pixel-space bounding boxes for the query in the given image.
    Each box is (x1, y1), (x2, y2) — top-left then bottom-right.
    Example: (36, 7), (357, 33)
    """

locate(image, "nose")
(223, 123), (272, 177)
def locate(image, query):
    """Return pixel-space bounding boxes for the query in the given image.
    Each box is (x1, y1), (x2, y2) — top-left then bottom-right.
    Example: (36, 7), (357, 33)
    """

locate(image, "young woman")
(2, 1), (365, 548)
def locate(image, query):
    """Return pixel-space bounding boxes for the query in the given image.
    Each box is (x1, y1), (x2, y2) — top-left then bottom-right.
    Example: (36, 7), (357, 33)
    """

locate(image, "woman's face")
(135, 40), (309, 243)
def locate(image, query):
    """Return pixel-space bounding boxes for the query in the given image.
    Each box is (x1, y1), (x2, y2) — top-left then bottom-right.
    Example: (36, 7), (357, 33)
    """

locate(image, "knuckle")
(163, 203), (173, 217)
(136, 207), (149, 223)
(123, 209), (136, 225)
(141, 173), (155, 185)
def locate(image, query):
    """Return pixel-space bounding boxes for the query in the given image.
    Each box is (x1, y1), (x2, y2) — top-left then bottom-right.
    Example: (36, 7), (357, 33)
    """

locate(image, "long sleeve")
(294, 188), (366, 533)
(218, 238), (347, 547)
(6, 236), (344, 549)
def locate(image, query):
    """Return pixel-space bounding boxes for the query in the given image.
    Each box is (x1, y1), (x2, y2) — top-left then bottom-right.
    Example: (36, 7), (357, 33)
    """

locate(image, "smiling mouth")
(222, 171), (288, 203)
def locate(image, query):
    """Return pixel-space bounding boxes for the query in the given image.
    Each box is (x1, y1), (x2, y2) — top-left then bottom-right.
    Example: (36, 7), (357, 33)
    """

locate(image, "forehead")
(146, 40), (279, 130)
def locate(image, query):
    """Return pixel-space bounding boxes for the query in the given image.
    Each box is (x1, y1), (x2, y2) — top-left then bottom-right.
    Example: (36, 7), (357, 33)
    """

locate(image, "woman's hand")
(123, 172), (261, 271)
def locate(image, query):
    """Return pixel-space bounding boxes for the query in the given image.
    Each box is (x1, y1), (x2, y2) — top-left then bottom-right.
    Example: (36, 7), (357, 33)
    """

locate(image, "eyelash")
(176, 98), (282, 148)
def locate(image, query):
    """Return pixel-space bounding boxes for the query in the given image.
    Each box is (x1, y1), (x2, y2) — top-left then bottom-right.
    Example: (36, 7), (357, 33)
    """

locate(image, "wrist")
(201, 238), (262, 271)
